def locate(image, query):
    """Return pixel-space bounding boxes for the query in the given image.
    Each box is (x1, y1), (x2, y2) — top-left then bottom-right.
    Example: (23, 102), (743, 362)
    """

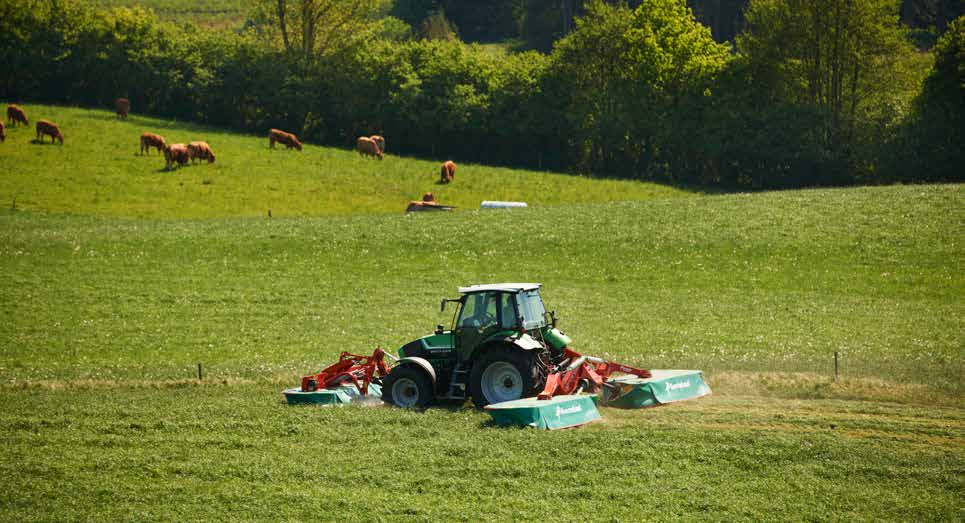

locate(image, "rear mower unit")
(285, 283), (710, 429)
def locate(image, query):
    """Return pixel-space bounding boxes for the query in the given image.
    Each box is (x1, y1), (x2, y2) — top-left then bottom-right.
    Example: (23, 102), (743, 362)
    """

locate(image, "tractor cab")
(446, 283), (549, 361)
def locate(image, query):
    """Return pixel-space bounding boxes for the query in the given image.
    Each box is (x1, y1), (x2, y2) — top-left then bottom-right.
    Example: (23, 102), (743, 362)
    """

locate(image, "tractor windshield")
(515, 289), (547, 330)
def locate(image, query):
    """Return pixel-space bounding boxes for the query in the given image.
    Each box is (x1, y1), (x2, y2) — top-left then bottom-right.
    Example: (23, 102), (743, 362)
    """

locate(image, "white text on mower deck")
(556, 405), (583, 417)
(666, 380), (691, 392)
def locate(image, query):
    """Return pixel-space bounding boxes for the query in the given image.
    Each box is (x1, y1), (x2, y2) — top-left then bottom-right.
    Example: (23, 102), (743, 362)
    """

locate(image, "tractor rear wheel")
(382, 365), (434, 408)
(469, 346), (540, 408)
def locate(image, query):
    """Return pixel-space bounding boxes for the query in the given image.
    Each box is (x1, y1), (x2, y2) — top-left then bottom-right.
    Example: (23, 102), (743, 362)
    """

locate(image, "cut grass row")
(0, 383), (960, 520)
(0, 105), (695, 219)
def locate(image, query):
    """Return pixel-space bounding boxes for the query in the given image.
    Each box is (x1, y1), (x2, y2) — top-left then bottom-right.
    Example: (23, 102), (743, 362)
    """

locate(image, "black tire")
(469, 345), (542, 408)
(382, 365), (434, 408)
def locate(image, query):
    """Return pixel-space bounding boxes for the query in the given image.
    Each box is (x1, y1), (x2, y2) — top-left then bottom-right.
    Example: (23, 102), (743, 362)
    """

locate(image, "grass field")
(0, 105), (693, 218)
(0, 105), (962, 520)
(92, 0), (248, 29)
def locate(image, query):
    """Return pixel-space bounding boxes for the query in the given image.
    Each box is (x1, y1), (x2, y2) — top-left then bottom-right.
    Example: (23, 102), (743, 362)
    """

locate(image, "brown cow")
(440, 160), (456, 183)
(140, 132), (167, 155)
(356, 136), (383, 160)
(269, 129), (302, 151)
(188, 141), (216, 164)
(115, 98), (131, 119)
(405, 192), (454, 213)
(7, 105), (28, 127)
(164, 143), (189, 170)
(36, 120), (63, 145)
(370, 135), (385, 154)
(0, 121), (5, 143)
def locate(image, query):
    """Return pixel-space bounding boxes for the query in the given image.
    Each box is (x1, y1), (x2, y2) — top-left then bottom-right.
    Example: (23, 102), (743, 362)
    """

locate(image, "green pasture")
(0, 105), (962, 519)
(0, 179), (960, 393)
(0, 105), (693, 218)
(92, 0), (248, 29)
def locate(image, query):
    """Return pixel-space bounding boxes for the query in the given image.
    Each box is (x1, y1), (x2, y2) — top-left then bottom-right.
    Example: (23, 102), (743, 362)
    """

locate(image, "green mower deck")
(602, 370), (711, 409)
(283, 383), (383, 405)
(485, 394), (601, 430)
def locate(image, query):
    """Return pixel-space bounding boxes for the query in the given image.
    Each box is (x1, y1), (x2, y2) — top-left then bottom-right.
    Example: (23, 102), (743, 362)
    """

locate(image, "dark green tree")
(739, 0), (915, 183)
(547, 0), (731, 177)
(893, 16), (964, 181)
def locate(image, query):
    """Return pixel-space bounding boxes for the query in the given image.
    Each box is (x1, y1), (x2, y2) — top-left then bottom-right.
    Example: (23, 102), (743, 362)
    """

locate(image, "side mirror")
(440, 299), (446, 313)
(550, 310), (558, 328)
(435, 324), (444, 335)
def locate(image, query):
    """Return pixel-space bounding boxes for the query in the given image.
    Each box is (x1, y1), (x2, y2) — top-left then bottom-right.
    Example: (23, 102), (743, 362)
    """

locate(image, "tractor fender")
(395, 357), (437, 385)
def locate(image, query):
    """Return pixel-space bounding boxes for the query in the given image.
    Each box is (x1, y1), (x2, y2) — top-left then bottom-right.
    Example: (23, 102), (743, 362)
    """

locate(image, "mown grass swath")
(1, 386), (961, 520)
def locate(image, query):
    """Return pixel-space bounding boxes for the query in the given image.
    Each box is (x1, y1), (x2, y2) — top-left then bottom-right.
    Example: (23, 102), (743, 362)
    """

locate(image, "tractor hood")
(397, 332), (454, 359)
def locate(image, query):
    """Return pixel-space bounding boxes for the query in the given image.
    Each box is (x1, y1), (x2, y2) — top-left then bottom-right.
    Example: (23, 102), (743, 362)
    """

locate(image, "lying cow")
(370, 135), (385, 154)
(140, 132), (167, 155)
(440, 160), (456, 183)
(405, 192), (455, 213)
(164, 143), (189, 170)
(356, 136), (383, 160)
(7, 104), (28, 127)
(36, 120), (64, 144)
(269, 128), (302, 151)
(115, 98), (131, 119)
(188, 141), (216, 163)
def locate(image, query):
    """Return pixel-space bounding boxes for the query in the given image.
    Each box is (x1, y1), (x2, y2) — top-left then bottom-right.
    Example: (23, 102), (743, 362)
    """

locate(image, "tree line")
(0, 0), (961, 188)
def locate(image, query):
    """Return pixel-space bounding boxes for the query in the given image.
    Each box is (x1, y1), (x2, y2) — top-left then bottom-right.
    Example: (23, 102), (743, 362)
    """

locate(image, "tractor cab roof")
(458, 283), (541, 294)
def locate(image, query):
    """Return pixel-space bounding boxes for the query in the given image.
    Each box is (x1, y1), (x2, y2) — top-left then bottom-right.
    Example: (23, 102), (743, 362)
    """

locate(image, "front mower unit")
(283, 382), (383, 405)
(485, 394), (601, 430)
(602, 370), (711, 409)
(284, 349), (389, 406)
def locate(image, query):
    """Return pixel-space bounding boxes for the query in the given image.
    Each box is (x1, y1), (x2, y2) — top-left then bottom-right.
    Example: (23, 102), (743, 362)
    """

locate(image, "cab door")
(454, 291), (515, 360)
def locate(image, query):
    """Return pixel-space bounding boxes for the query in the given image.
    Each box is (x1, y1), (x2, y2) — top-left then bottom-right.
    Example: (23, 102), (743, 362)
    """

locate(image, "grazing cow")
(164, 143), (189, 170)
(140, 132), (167, 155)
(370, 135), (385, 154)
(188, 141), (216, 164)
(115, 98), (131, 119)
(7, 105), (28, 127)
(356, 136), (383, 160)
(269, 128), (302, 151)
(36, 120), (64, 144)
(440, 160), (456, 183)
(0, 121), (5, 143)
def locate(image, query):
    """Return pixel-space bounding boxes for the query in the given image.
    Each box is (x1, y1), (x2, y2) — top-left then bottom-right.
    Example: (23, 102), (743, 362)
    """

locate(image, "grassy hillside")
(1, 183), (960, 394)
(0, 105), (694, 218)
(0, 106), (961, 519)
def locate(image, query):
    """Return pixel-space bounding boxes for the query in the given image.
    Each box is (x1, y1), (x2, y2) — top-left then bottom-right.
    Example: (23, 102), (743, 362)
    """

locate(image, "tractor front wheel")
(469, 346), (540, 408)
(382, 365), (434, 408)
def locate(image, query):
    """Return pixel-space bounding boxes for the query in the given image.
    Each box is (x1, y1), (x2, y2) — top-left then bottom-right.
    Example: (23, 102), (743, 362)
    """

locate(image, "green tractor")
(382, 283), (571, 408)
(285, 282), (711, 427)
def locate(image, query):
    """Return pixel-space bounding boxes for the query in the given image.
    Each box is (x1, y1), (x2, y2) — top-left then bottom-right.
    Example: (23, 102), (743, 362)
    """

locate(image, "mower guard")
(284, 382), (383, 405)
(602, 370), (711, 409)
(485, 394), (601, 430)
